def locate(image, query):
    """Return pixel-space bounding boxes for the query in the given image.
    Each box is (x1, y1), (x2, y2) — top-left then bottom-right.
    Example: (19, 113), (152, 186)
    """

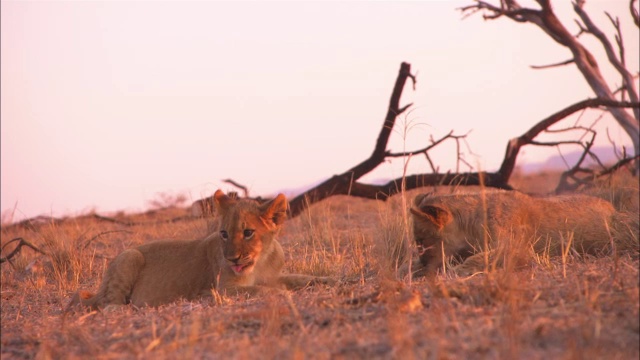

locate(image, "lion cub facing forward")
(69, 190), (333, 309)
(409, 190), (638, 276)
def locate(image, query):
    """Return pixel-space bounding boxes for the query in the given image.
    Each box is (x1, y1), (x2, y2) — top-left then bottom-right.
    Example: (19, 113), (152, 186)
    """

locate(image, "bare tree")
(285, 63), (638, 217)
(460, 0), (640, 170)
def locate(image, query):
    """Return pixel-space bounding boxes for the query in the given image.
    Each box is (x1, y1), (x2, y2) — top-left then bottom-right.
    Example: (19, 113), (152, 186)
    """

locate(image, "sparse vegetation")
(1, 171), (638, 359)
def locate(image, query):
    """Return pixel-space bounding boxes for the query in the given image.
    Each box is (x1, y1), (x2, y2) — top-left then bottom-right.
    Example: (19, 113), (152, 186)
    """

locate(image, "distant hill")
(519, 146), (631, 174)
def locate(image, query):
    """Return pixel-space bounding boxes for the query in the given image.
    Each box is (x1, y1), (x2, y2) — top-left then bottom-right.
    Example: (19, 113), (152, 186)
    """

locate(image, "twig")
(386, 130), (469, 158)
(461, 0), (640, 172)
(556, 155), (640, 192)
(1, 238), (47, 264)
(530, 59), (574, 69)
(497, 98), (640, 183)
(82, 230), (133, 250)
(222, 179), (250, 198)
(573, 1), (640, 120)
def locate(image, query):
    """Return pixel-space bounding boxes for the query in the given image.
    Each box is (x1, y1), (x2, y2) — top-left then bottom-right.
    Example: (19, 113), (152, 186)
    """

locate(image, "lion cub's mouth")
(229, 261), (255, 274)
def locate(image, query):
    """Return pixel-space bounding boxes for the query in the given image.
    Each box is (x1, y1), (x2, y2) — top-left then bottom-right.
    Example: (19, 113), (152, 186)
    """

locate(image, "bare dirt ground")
(2, 172), (638, 359)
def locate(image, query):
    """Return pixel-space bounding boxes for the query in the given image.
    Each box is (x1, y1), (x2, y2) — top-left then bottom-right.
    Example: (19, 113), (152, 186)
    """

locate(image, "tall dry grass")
(1, 171), (638, 359)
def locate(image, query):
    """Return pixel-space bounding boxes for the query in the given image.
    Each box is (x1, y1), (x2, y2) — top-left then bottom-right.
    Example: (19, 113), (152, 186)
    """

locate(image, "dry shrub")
(374, 205), (410, 276)
(283, 196), (375, 279)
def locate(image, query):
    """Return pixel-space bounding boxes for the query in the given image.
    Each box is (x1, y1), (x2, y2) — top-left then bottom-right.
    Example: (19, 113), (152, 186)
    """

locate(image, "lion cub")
(409, 190), (638, 276)
(69, 190), (333, 309)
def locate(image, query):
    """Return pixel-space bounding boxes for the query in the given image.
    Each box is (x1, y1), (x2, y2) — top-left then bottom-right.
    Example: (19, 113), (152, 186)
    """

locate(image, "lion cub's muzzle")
(226, 255), (256, 274)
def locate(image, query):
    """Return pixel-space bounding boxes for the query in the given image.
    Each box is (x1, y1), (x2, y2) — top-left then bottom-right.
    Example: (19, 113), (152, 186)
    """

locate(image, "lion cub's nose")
(226, 255), (241, 264)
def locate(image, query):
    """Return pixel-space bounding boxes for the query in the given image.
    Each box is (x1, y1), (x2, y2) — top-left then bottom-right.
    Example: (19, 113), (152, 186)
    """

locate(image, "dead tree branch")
(284, 59), (639, 218)
(1, 238), (47, 264)
(461, 0), (640, 168)
(222, 179), (250, 198)
(630, 0), (639, 27)
(498, 98), (640, 183)
(331, 172), (511, 202)
(573, 2), (640, 120)
(557, 154), (640, 192)
(285, 62), (519, 217)
(530, 58), (574, 69)
(287, 62), (418, 216)
(82, 230), (133, 250)
(286, 63), (497, 217)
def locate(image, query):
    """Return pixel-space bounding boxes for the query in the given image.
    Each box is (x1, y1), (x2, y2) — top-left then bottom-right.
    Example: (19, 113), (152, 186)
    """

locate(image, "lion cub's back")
(424, 191), (616, 246)
(130, 238), (220, 307)
(421, 190), (533, 220)
(534, 193), (616, 222)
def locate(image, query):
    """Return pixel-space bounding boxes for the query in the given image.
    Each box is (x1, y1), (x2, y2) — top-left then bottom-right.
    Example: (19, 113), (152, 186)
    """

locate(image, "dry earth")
(1, 172), (638, 359)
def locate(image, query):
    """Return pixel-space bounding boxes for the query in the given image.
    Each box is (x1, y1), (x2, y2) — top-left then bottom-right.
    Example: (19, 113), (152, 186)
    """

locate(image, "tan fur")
(69, 190), (334, 309)
(409, 190), (639, 276)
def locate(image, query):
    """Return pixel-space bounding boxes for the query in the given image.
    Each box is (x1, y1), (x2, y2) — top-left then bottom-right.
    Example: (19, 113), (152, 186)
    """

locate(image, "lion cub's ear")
(259, 194), (288, 227)
(410, 205), (451, 230)
(413, 193), (428, 207)
(213, 189), (236, 213)
(413, 192), (436, 207)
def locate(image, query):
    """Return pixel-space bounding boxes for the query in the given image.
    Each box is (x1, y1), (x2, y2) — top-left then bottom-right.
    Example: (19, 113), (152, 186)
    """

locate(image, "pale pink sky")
(2, 0), (638, 221)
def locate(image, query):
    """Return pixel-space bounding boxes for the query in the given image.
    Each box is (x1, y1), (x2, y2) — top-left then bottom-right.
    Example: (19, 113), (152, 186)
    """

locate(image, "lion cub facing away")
(409, 190), (638, 276)
(69, 190), (334, 309)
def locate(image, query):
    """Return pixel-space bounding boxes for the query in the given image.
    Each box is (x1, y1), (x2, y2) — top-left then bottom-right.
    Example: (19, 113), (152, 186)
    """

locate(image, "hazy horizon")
(2, 0), (638, 221)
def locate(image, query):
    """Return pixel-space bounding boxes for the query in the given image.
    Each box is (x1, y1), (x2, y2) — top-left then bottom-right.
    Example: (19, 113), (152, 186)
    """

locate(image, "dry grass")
(1, 172), (638, 359)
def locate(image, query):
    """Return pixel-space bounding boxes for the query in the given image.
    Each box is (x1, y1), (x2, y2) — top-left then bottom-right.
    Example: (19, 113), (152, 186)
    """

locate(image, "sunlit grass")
(0, 171), (638, 358)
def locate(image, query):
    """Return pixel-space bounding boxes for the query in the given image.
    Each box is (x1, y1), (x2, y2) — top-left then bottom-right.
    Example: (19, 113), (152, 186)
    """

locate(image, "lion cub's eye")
(220, 230), (229, 241)
(243, 229), (255, 240)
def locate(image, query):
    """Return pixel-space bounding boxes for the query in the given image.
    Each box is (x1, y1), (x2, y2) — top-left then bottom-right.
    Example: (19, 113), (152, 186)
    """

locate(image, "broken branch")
(497, 98), (640, 182)
(222, 179), (250, 198)
(287, 62), (417, 217)
(530, 58), (574, 69)
(1, 238), (47, 264)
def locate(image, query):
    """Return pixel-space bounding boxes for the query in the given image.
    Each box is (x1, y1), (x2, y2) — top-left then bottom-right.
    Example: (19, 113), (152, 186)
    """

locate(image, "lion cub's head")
(213, 190), (288, 275)
(409, 193), (462, 266)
